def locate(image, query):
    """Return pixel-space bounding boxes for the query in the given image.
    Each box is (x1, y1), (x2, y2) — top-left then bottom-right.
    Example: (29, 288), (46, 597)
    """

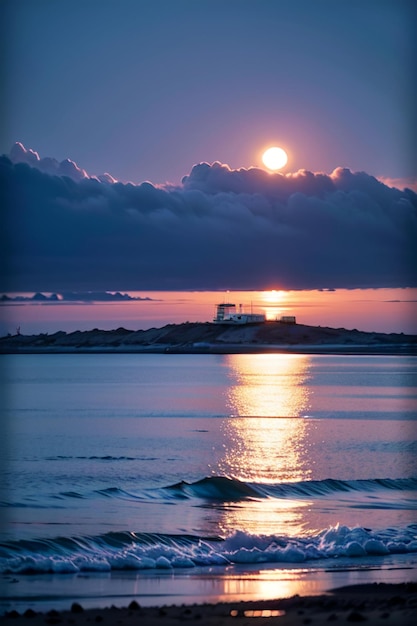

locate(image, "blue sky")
(1, 0), (416, 295)
(2, 0), (415, 185)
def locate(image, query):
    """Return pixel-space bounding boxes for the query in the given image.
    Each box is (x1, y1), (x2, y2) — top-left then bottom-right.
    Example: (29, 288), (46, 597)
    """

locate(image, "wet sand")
(1, 583), (416, 625)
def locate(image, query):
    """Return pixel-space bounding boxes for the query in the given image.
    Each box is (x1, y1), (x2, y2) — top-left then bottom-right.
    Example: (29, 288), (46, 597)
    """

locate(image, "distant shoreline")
(1, 321), (416, 355)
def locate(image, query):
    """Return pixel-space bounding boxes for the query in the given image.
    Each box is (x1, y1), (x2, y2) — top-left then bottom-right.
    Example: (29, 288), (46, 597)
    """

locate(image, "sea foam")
(1, 523), (416, 575)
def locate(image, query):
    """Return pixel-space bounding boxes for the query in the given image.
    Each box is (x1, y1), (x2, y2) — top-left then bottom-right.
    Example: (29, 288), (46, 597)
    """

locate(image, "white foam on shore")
(1, 554), (416, 615)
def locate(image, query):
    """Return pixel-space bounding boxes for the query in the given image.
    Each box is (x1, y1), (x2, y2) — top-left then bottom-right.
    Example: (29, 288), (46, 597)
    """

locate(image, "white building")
(213, 303), (266, 324)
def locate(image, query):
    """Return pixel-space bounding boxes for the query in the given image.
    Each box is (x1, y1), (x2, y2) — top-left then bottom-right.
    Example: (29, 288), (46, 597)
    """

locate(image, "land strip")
(1, 321), (416, 354)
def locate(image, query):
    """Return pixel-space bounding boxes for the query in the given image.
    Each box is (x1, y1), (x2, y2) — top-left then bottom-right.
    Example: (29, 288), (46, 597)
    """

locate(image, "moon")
(262, 147), (288, 171)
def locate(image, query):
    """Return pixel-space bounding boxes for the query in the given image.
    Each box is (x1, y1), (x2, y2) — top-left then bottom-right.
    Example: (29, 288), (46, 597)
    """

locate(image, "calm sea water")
(0, 353), (417, 608)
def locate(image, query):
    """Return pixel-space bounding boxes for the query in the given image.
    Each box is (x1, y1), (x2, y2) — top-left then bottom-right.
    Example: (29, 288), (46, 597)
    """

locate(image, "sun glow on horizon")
(262, 290), (287, 303)
(258, 290), (288, 320)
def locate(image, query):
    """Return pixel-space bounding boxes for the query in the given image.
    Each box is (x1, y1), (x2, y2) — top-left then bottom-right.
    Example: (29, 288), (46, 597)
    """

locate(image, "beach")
(1, 583), (417, 625)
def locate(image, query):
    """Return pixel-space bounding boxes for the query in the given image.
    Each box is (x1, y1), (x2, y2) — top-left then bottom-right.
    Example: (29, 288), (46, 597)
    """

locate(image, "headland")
(0, 321), (416, 354)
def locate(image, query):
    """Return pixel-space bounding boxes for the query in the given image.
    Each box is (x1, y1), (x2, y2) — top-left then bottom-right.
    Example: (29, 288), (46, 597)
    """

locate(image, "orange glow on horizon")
(261, 290), (286, 303)
(2, 288), (417, 336)
(261, 290), (286, 319)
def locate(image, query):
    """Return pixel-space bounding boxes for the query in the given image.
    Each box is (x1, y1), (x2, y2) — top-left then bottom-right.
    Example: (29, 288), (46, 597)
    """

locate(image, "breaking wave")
(1, 523), (417, 575)
(2, 476), (416, 575)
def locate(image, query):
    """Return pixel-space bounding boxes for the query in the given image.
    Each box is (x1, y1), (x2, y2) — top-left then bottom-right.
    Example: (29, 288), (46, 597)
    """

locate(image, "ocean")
(0, 353), (416, 612)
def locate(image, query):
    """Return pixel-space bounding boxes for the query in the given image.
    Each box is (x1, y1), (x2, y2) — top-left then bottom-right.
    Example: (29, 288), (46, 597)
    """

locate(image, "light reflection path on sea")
(225, 354), (312, 419)
(211, 354), (314, 537)
(221, 354), (312, 479)
(207, 353), (417, 538)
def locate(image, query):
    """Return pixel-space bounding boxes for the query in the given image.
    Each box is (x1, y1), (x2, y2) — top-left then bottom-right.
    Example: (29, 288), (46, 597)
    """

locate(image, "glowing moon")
(262, 147), (288, 171)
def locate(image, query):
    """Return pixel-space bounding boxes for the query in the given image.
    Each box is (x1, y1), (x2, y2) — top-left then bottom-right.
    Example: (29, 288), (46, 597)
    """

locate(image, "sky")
(1, 0), (416, 185)
(1, 0), (416, 310)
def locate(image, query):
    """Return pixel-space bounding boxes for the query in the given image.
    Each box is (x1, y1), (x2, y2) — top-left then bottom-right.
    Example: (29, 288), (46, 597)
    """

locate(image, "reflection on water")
(218, 568), (324, 605)
(225, 354), (311, 417)
(217, 497), (311, 538)
(219, 417), (312, 483)
(220, 354), (313, 482)
(216, 354), (316, 536)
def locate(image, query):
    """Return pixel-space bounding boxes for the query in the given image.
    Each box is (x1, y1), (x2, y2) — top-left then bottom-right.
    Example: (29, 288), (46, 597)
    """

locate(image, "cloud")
(0, 292), (154, 303)
(1, 144), (416, 292)
(9, 142), (117, 183)
(9, 142), (89, 182)
(378, 176), (417, 193)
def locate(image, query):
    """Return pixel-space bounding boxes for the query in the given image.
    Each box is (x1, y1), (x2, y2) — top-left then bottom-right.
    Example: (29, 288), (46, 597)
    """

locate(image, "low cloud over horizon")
(1, 143), (416, 292)
(0, 291), (154, 303)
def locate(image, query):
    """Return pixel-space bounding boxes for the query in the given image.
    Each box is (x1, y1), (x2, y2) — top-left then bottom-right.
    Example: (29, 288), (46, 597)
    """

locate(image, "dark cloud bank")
(1, 292), (153, 303)
(1, 143), (416, 292)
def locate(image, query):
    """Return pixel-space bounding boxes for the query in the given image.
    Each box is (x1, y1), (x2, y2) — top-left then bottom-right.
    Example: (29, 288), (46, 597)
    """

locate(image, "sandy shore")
(1, 583), (416, 625)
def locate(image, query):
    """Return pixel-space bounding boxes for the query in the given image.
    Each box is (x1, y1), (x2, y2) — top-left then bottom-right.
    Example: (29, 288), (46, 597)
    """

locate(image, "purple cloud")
(1, 144), (416, 292)
(9, 142), (89, 182)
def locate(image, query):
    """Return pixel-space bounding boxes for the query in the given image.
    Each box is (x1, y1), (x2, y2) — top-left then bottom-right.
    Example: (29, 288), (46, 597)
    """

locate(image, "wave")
(166, 476), (262, 500)
(162, 476), (417, 501)
(84, 475), (417, 503)
(51, 476), (417, 504)
(3, 476), (417, 508)
(1, 523), (417, 575)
